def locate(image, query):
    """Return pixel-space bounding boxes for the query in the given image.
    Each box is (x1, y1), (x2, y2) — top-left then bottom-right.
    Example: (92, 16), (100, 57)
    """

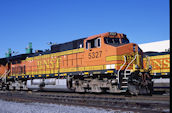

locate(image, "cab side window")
(86, 38), (101, 49)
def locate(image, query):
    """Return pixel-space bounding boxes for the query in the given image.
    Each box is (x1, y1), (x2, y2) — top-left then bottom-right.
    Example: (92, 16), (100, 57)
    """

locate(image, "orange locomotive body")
(0, 32), (152, 94)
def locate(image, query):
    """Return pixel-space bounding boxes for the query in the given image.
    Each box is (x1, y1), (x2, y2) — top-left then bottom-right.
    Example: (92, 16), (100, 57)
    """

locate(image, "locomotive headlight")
(109, 32), (117, 36)
(106, 64), (115, 69)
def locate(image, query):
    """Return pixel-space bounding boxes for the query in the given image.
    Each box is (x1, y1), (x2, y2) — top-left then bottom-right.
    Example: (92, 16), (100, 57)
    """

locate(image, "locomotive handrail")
(1, 70), (7, 79)
(117, 56), (126, 84)
(145, 55), (151, 70)
(0, 69), (10, 83)
(4, 70), (10, 83)
(124, 54), (137, 79)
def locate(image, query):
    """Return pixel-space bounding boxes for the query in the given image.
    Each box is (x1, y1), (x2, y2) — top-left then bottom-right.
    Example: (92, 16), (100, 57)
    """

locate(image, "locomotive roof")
(0, 37), (87, 60)
(0, 57), (8, 65)
(144, 51), (169, 56)
(0, 53), (31, 65)
(26, 37), (87, 58)
(51, 37), (86, 53)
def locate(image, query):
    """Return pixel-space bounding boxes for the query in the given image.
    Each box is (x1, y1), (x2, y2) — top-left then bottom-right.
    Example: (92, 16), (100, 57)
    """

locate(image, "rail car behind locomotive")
(0, 32), (153, 95)
(143, 52), (170, 92)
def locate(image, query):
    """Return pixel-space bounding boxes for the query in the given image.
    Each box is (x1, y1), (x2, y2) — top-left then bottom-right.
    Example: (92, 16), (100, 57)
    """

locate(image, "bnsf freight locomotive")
(0, 32), (153, 95)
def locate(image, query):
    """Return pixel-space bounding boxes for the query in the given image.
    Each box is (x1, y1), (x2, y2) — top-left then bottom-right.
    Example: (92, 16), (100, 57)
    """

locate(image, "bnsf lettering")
(37, 58), (60, 69)
(150, 59), (170, 70)
(164, 59), (170, 67)
(88, 51), (102, 59)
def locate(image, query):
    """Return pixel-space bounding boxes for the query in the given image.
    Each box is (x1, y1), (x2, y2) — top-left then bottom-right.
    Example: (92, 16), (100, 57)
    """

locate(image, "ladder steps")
(122, 81), (128, 83)
(121, 86), (128, 88)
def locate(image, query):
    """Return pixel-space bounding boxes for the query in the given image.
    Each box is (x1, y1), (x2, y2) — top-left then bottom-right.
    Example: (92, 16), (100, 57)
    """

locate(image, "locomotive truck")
(0, 32), (153, 95)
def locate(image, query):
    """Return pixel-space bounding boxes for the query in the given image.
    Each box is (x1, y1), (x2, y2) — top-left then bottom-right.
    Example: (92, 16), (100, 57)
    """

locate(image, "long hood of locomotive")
(8, 42), (142, 79)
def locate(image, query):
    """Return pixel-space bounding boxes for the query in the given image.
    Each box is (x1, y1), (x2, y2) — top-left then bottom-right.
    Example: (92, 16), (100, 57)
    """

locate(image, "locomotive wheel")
(127, 71), (153, 95)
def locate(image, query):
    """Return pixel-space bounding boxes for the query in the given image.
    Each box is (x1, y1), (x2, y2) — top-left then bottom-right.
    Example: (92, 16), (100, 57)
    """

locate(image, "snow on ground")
(0, 99), (134, 113)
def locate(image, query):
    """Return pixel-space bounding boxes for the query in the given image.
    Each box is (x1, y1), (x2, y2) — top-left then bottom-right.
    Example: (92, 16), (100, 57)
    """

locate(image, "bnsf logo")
(147, 58), (170, 70)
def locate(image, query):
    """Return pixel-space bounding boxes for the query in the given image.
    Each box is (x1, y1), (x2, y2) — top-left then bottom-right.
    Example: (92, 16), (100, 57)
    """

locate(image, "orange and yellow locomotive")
(0, 32), (153, 95)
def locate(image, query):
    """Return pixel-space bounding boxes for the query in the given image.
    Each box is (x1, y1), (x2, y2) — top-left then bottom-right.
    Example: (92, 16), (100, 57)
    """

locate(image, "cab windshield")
(121, 38), (129, 44)
(104, 37), (129, 46)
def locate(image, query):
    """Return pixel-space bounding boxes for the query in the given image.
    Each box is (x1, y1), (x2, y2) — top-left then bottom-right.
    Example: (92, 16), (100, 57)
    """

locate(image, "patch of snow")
(0, 99), (133, 113)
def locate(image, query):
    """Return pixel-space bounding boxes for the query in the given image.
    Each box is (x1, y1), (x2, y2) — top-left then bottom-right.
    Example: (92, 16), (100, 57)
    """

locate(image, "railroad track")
(0, 91), (170, 113)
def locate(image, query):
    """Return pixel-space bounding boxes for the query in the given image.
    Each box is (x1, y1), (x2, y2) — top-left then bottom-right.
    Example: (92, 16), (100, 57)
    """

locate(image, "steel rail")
(0, 91), (169, 113)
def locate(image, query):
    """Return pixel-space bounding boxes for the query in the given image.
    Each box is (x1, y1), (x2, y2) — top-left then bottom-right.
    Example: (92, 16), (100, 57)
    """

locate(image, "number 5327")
(88, 51), (102, 59)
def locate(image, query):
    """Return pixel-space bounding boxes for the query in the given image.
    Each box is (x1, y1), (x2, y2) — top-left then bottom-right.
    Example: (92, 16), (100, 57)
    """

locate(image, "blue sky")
(0, 0), (169, 58)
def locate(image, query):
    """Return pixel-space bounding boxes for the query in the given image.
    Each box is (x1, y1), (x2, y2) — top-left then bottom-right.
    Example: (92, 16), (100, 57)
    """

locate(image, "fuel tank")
(26, 78), (73, 92)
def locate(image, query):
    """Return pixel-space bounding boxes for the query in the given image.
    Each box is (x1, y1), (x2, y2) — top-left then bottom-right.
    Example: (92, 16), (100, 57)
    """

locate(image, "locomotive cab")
(104, 33), (129, 46)
(104, 32), (153, 95)
(82, 32), (153, 95)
